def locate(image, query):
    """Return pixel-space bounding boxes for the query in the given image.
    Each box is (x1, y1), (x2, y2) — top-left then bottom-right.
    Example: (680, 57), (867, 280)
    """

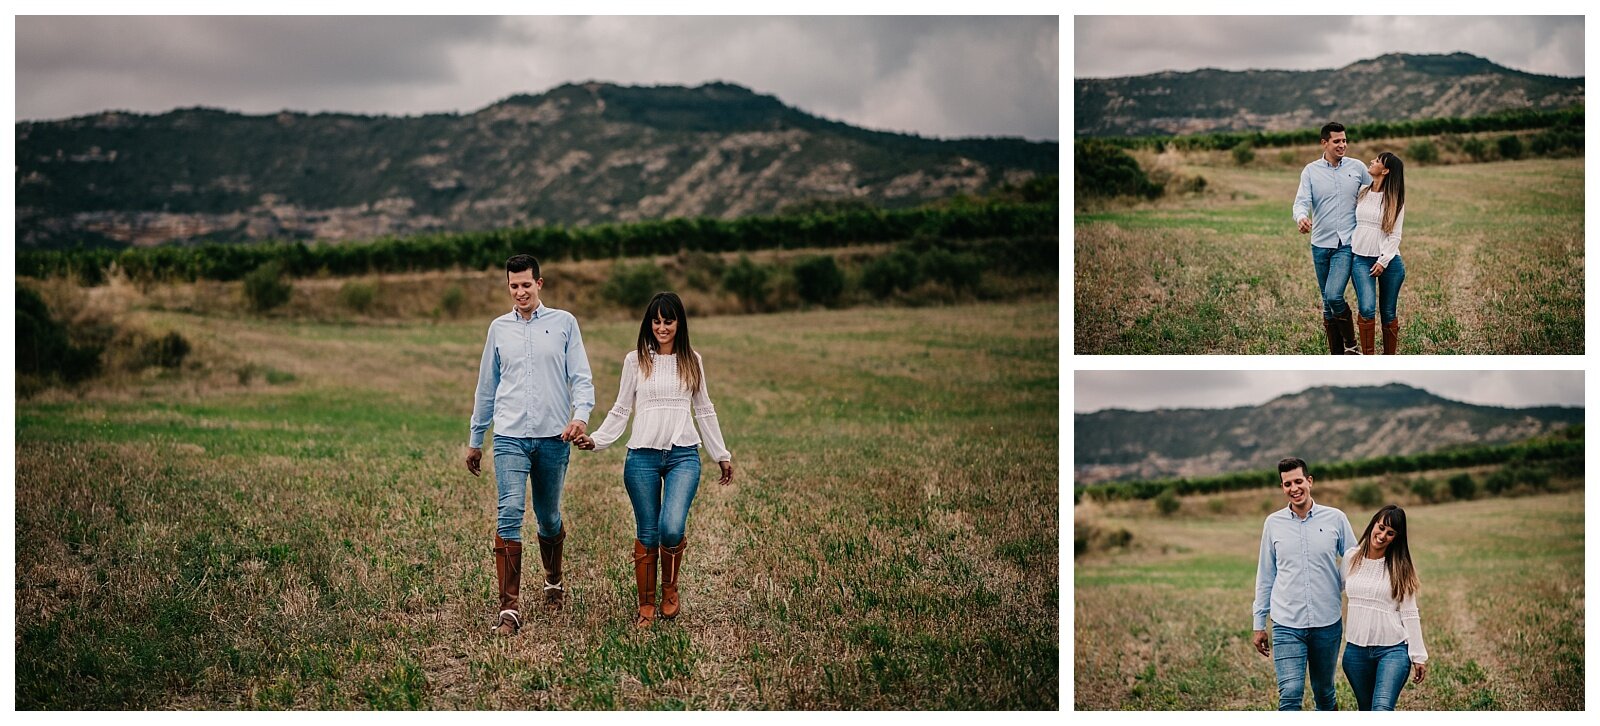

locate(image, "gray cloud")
(1075, 16), (1582, 79)
(1074, 371), (1585, 413)
(16, 16), (1059, 140)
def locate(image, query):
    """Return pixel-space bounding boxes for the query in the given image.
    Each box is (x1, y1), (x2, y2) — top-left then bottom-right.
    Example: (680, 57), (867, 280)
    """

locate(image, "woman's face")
(652, 315), (679, 349)
(1367, 156), (1388, 179)
(1369, 519), (1398, 552)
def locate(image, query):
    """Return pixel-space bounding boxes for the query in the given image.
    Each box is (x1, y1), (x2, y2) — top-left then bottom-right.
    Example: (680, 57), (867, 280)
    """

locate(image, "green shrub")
(1075, 142), (1162, 199)
(1408, 478), (1437, 503)
(243, 261), (292, 312)
(602, 261), (668, 309)
(1231, 141), (1255, 165)
(721, 255), (771, 312)
(919, 248), (980, 293)
(143, 331), (191, 369)
(439, 284), (467, 318)
(1462, 137), (1488, 162)
(860, 249), (922, 298)
(15, 286), (101, 383)
(1155, 488), (1180, 516)
(1207, 498), (1227, 514)
(792, 255), (844, 307)
(1406, 139), (1439, 164)
(679, 251), (727, 291)
(338, 281), (377, 314)
(1497, 135), (1524, 160)
(1348, 483), (1383, 507)
(1485, 468), (1515, 495)
(1448, 473), (1477, 500)
(1515, 465), (1551, 490)
(1277, 150), (1298, 165)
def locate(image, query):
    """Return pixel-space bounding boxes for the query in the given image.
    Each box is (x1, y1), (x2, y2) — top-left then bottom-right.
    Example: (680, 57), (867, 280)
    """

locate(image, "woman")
(574, 292), (734, 627)
(1342, 504), (1428, 710)
(1350, 152), (1407, 354)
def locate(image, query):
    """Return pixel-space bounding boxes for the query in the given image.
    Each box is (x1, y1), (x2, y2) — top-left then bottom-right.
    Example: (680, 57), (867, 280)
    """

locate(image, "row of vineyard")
(18, 202), (1058, 285)
(1090, 106), (1583, 152)
(1076, 428), (1585, 502)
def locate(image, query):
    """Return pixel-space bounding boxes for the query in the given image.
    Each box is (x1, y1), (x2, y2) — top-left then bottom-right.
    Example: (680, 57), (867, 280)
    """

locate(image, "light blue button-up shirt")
(1252, 501), (1357, 630)
(469, 304), (595, 448)
(1293, 156), (1373, 249)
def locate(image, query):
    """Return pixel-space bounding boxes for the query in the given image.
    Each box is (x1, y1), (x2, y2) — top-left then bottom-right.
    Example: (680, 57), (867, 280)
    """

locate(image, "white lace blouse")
(589, 351), (731, 462)
(1343, 548), (1429, 663)
(1351, 186), (1405, 269)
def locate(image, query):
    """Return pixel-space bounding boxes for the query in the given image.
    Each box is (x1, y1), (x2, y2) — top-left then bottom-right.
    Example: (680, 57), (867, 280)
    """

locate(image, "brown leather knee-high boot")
(659, 538), (687, 620)
(632, 540), (658, 627)
(537, 526), (566, 612)
(1321, 316), (1342, 355)
(1382, 319), (1400, 355)
(1357, 315), (1376, 355)
(1335, 310), (1360, 355)
(492, 535), (522, 636)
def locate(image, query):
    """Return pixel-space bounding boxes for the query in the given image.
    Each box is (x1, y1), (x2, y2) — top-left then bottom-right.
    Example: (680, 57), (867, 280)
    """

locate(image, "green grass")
(1075, 491), (1584, 710)
(15, 300), (1058, 709)
(1075, 157), (1583, 354)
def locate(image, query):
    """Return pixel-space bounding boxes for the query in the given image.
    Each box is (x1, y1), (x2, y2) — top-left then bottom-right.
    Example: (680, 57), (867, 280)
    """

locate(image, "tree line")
(17, 202), (1058, 286)
(1090, 106), (1583, 152)
(1076, 430), (1585, 502)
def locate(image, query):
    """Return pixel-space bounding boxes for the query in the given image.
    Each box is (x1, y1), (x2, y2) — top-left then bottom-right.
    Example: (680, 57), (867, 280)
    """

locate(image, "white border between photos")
(1063, 4), (1597, 721)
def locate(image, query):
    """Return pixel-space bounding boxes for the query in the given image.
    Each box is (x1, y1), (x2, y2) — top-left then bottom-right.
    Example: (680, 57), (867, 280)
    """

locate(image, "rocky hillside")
(1076, 52), (1584, 137)
(17, 81), (1057, 248)
(1075, 383), (1582, 483)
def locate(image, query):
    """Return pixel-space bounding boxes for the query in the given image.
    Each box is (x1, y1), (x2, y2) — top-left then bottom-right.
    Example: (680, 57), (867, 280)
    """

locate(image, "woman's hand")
(1370, 263), (1386, 277)
(571, 434), (595, 451)
(718, 461), (734, 486)
(1412, 662), (1427, 684)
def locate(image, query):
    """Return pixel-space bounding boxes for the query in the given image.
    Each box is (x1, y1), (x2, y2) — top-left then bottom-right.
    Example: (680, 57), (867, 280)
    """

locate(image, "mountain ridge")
(1075, 52), (1584, 137)
(1075, 383), (1582, 483)
(16, 81), (1058, 248)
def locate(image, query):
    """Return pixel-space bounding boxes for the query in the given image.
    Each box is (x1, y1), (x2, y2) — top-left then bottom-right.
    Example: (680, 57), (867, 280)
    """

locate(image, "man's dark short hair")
(1278, 457), (1311, 478)
(1320, 122), (1345, 141)
(506, 254), (540, 279)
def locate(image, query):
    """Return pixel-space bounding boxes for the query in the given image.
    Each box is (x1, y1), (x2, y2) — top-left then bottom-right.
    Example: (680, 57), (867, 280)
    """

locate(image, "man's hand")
(560, 419), (587, 442)
(466, 447), (483, 477)
(1412, 662), (1427, 685)
(717, 461), (734, 486)
(1252, 630), (1270, 657)
(1297, 217), (1313, 234)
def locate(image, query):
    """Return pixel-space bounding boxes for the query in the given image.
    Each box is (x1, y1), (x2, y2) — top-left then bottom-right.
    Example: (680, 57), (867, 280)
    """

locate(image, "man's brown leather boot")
(537, 526), (566, 612)
(492, 535), (522, 636)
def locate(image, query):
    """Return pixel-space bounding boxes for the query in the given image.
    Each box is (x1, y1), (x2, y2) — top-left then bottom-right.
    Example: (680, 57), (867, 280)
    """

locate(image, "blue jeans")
(1311, 244), (1353, 320)
(492, 434), (569, 541)
(623, 446), (702, 548)
(1351, 254), (1406, 324)
(1342, 642), (1411, 711)
(1272, 620), (1342, 710)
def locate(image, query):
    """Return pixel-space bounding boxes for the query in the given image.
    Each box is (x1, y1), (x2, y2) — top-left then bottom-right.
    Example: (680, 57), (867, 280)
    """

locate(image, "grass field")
(14, 299), (1058, 709)
(1074, 490), (1584, 710)
(1074, 154), (1583, 354)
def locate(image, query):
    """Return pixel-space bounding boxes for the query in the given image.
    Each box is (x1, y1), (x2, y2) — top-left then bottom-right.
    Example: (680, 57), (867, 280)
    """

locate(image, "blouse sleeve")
(1378, 204), (1405, 269)
(1400, 591), (1428, 664)
(589, 353), (638, 451)
(691, 352), (731, 462)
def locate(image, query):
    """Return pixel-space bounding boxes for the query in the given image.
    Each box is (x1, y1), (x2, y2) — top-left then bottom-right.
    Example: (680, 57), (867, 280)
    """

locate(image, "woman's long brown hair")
(1349, 504), (1420, 602)
(1357, 152), (1407, 235)
(636, 292), (702, 393)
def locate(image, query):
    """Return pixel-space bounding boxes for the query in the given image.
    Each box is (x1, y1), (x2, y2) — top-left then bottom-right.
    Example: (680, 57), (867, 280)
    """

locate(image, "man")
(1252, 457), (1358, 710)
(1293, 122), (1372, 355)
(467, 254), (595, 636)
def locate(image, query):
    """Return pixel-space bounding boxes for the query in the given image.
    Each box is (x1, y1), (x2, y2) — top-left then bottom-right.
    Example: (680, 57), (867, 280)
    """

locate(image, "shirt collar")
(1320, 155), (1347, 170)
(1283, 499), (1317, 521)
(508, 303), (547, 321)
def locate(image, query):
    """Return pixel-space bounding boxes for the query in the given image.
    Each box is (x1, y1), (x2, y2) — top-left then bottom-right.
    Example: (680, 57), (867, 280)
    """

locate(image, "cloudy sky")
(1075, 16), (1583, 79)
(1074, 371), (1585, 414)
(15, 16), (1059, 140)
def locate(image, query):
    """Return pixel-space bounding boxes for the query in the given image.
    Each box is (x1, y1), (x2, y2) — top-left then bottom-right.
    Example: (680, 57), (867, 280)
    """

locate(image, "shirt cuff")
(572, 409), (592, 425)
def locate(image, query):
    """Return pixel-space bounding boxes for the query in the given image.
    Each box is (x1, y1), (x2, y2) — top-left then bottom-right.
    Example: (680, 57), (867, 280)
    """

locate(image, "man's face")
(1279, 467), (1313, 507)
(1321, 131), (1348, 160)
(507, 269), (541, 313)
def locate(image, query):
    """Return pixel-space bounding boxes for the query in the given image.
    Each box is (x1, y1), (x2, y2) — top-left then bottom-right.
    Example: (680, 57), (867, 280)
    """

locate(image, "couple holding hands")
(466, 254), (733, 636)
